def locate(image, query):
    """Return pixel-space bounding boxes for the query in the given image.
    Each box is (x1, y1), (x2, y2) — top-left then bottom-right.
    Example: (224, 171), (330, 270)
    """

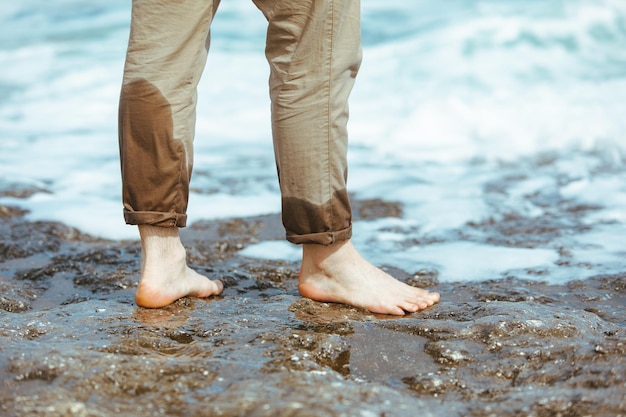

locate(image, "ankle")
(139, 224), (180, 242)
(302, 240), (350, 267)
(138, 225), (187, 265)
(301, 241), (355, 282)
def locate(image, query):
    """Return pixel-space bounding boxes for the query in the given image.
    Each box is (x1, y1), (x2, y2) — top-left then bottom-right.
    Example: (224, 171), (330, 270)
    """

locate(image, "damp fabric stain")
(0, 187), (625, 417)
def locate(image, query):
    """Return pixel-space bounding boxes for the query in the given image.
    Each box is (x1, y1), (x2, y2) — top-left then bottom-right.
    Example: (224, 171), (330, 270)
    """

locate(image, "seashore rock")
(0, 204), (624, 417)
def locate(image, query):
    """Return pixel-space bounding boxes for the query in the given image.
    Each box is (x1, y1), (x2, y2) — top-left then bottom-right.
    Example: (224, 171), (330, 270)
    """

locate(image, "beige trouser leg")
(119, 0), (362, 245)
(119, 0), (219, 228)
(254, 0), (362, 245)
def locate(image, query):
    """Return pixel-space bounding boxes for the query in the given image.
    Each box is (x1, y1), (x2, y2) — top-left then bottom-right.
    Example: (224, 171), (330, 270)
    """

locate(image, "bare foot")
(298, 240), (440, 316)
(135, 225), (223, 308)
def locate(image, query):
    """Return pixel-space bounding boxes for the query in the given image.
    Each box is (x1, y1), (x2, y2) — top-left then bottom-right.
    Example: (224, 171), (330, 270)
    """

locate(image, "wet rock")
(407, 268), (440, 288)
(0, 183), (51, 199)
(0, 205), (28, 219)
(353, 198), (403, 220)
(0, 204), (625, 417)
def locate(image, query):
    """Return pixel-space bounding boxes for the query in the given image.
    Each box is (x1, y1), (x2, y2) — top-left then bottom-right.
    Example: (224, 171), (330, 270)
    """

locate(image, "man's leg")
(254, 0), (439, 315)
(119, 0), (223, 307)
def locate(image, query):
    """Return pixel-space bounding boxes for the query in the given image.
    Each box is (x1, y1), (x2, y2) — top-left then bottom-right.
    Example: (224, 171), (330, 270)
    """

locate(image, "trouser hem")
(123, 209), (187, 228)
(286, 225), (352, 246)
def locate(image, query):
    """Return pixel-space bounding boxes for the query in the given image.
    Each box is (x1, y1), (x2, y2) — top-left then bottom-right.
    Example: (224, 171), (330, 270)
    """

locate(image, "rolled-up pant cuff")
(286, 225), (352, 246)
(123, 209), (187, 228)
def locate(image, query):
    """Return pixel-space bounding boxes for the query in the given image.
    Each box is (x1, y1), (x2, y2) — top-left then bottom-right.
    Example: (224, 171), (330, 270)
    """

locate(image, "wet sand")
(0, 200), (624, 417)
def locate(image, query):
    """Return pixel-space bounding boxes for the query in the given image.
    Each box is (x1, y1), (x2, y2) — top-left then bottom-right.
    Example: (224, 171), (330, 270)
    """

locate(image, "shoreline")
(0, 203), (624, 416)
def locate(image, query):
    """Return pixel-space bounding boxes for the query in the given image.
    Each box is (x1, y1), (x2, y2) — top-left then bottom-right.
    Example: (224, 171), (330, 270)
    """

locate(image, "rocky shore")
(0, 201), (624, 417)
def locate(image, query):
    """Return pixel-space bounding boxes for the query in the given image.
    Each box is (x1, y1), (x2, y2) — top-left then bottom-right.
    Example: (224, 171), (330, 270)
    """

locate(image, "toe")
(401, 301), (420, 313)
(427, 292), (441, 304)
(386, 305), (407, 316)
(213, 279), (224, 294)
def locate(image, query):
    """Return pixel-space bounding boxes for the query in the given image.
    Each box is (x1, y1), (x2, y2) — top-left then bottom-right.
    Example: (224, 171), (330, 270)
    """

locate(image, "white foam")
(188, 191), (280, 221)
(239, 241), (301, 263)
(386, 242), (559, 282)
(239, 238), (560, 283)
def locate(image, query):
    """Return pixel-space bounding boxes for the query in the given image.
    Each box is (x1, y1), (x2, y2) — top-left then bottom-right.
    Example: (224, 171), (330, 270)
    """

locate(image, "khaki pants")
(119, 0), (362, 245)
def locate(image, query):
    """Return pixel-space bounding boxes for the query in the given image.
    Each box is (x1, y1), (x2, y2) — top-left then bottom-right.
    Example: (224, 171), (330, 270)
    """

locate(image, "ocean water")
(1, 0), (625, 283)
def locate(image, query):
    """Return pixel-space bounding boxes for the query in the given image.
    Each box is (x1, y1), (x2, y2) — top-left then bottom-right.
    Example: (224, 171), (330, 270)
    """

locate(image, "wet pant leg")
(119, 0), (219, 227)
(253, 0), (363, 245)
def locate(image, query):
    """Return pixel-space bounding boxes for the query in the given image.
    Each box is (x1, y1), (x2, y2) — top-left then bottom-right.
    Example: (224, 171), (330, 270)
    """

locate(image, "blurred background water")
(1, 0), (625, 283)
